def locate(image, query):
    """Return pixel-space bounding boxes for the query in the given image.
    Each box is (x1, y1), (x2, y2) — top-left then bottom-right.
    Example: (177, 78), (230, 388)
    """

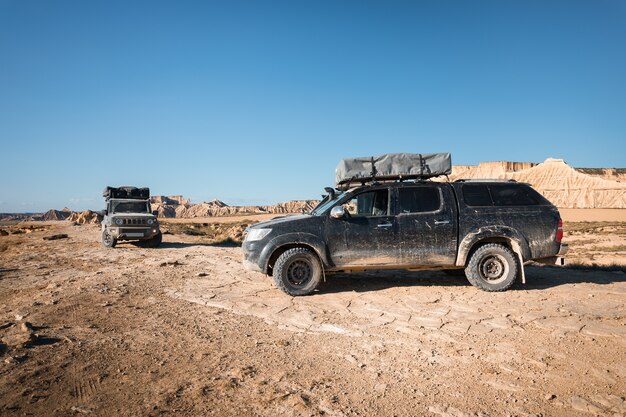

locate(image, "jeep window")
(342, 189), (389, 217)
(489, 184), (540, 206)
(111, 201), (150, 213)
(398, 186), (441, 213)
(462, 184), (493, 206)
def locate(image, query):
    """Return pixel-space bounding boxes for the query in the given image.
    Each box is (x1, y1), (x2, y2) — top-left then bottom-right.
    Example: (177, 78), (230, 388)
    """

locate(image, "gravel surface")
(0, 222), (625, 416)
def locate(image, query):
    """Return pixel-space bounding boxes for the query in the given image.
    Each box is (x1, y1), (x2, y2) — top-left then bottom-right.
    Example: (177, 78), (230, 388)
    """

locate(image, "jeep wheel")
(101, 230), (117, 248)
(272, 248), (322, 296)
(146, 232), (162, 248)
(465, 243), (518, 291)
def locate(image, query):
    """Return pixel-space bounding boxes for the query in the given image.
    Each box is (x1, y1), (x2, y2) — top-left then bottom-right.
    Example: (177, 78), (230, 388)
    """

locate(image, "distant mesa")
(447, 158), (626, 208)
(149, 195), (317, 218)
(2, 158), (624, 224)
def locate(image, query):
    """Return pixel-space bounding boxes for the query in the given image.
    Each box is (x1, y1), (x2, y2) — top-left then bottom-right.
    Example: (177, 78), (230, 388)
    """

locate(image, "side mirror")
(152, 210), (159, 216)
(330, 206), (345, 219)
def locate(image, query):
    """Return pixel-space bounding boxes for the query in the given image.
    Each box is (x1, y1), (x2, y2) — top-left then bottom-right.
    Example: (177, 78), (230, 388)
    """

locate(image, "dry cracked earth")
(0, 221), (625, 417)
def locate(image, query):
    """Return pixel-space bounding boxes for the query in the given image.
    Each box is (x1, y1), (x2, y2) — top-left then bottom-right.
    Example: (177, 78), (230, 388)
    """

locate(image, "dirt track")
(1, 222), (625, 416)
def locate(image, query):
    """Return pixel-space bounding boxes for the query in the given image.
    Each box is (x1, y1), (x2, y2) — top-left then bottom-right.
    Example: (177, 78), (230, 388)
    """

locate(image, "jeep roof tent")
(103, 186), (150, 200)
(335, 153), (451, 190)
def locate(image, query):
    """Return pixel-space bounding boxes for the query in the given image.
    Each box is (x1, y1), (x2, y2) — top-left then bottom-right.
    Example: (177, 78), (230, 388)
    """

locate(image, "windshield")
(110, 201), (150, 214)
(311, 192), (344, 215)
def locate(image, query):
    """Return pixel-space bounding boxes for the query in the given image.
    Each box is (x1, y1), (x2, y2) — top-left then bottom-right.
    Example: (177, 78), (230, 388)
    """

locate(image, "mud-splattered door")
(396, 184), (458, 266)
(324, 188), (401, 267)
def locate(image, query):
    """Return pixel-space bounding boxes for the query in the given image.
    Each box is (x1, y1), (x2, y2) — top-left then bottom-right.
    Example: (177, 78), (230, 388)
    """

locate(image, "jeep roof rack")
(103, 186), (150, 200)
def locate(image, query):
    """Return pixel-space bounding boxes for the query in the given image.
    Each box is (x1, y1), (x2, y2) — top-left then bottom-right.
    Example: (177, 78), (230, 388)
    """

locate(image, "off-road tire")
(272, 248), (322, 296)
(101, 229), (117, 248)
(465, 243), (518, 292)
(146, 232), (162, 248)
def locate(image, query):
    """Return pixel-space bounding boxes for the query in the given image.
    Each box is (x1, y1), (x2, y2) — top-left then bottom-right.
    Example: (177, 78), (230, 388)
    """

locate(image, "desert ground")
(1, 211), (625, 416)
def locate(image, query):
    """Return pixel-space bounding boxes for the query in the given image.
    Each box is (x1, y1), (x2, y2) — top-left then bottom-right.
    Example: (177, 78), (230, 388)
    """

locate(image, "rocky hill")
(0, 213), (43, 222)
(66, 210), (102, 225)
(42, 207), (72, 221)
(447, 158), (626, 208)
(150, 198), (319, 218)
(4, 158), (625, 223)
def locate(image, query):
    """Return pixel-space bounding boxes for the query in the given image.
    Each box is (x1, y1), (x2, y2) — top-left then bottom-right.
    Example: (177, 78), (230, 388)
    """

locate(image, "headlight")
(115, 218), (123, 225)
(147, 219), (155, 225)
(246, 228), (272, 242)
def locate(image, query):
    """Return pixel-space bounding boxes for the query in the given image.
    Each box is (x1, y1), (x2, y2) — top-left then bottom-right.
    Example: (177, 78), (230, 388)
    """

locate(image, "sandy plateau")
(1, 212), (625, 417)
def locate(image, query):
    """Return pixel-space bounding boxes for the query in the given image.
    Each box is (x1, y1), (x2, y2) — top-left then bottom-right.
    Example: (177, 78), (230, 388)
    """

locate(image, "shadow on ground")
(315, 265), (626, 294)
(317, 270), (469, 294)
(134, 239), (242, 249)
(522, 264), (626, 290)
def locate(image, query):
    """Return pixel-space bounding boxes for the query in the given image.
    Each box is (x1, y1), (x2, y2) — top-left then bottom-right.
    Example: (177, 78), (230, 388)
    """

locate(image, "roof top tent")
(103, 186), (150, 200)
(335, 153), (452, 190)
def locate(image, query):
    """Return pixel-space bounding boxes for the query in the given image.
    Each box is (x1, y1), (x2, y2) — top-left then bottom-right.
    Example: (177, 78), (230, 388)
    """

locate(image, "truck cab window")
(343, 189), (389, 217)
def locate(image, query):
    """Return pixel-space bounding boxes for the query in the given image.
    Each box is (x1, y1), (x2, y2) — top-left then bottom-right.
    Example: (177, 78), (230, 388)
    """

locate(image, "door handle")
(434, 220), (450, 225)
(377, 223), (393, 228)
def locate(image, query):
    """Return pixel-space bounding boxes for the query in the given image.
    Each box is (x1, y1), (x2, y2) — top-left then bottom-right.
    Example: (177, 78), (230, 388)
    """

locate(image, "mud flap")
(513, 249), (526, 284)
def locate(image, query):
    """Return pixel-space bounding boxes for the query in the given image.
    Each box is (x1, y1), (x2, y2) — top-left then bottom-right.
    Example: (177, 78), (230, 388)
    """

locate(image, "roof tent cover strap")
(335, 153), (451, 189)
(103, 186), (150, 200)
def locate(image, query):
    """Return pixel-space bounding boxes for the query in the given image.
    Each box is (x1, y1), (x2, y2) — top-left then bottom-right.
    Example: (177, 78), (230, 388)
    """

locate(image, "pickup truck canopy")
(335, 153), (451, 189)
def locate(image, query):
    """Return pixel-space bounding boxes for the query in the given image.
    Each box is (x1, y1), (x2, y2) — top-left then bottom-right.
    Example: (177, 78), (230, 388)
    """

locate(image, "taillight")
(556, 218), (563, 243)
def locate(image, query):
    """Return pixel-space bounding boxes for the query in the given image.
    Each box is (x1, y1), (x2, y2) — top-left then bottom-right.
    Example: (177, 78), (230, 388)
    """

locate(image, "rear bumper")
(535, 243), (568, 266)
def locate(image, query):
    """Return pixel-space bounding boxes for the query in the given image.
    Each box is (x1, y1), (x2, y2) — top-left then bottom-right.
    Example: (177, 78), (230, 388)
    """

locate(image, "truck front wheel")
(465, 243), (518, 291)
(272, 248), (322, 296)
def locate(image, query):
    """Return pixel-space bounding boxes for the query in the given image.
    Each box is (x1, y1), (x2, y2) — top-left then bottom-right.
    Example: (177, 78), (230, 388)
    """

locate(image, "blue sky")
(1, 0), (625, 212)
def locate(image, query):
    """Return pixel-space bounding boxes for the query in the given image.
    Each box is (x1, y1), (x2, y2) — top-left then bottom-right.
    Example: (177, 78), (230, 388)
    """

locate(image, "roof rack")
(103, 186), (150, 200)
(339, 176), (437, 190)
(335, 153), (452, 191)
(454, 179), (517, 183)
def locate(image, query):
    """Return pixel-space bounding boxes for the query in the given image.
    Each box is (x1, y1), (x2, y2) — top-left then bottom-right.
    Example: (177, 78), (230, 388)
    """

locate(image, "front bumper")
(108, 226), (160, 240)
(242, 240), (264, 273)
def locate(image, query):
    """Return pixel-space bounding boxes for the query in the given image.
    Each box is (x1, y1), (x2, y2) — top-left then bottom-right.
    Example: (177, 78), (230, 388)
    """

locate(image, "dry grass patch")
(162, 220), (258, 245)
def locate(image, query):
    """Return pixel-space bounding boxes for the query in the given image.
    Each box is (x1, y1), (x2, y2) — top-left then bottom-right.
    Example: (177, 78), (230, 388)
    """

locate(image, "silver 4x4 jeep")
(101, 186), (161, 248)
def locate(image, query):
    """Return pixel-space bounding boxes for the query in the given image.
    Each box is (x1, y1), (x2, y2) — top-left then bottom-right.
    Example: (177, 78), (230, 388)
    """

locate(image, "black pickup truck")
(243, 179), (568, 296)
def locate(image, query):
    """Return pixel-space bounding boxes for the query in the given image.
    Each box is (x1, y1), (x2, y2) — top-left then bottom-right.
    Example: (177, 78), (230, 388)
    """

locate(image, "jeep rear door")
(395, 183), (458, 266)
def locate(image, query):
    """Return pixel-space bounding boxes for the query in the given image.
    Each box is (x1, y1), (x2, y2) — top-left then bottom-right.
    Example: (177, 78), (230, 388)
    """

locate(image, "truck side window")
(490, 184), (539, 206)
(343, 189), (389, 217)
(462, 184), (493, 206)
(398, 187), (440, 213)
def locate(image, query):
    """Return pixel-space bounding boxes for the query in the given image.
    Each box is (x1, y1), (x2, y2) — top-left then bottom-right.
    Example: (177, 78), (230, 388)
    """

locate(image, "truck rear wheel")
(101, 230), (117, 248)
(272, 248), (322, 296)
(465, 243), (518, 291)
